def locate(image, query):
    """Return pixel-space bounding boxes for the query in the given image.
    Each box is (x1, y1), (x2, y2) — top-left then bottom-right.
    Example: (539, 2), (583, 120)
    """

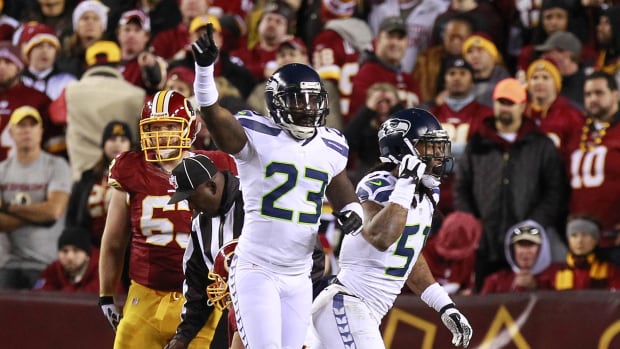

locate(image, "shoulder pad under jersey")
(355, 171), (396, 205)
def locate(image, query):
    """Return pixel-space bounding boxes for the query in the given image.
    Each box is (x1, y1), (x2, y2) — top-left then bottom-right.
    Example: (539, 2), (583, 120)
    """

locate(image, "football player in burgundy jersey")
(98, 90), (237, 349)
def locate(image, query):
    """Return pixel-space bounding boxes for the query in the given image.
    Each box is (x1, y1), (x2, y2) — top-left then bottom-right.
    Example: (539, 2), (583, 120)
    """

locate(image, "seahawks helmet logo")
(378, 118), (411, 140)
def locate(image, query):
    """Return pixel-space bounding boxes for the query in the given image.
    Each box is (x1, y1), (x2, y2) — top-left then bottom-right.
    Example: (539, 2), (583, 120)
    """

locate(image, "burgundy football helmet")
(139, 90), (199, 162)
(207, 239), (238, 310)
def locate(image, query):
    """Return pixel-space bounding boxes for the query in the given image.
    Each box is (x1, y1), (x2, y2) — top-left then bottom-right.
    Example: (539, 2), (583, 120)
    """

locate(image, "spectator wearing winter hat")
(541, 216), (620, 290)
(481, 220), (554, 294)
(33, 226), (100, 293)
(0, 41), (57, 161)
(65, 121), (133, 250)
(54, 40), (144, 181)
(423, 212), (482, 295)
(428, 56), (491, 213)
(462, 33), (510, 107)
(536, 31), (593, 109)
(19, 22), (77, 101)
(524, 58), (584, 164)
(56, 0), (109, 78)
(116, 9), (167, 94)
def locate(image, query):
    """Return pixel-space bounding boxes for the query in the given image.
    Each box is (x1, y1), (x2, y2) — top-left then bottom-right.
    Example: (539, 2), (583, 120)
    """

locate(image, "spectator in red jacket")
(349, 16), (421, 122)
(34, 227), (100, 293)
(423, 212), (482, 295)
(524, 58), (584, 164)
(481, 220), (553, 294)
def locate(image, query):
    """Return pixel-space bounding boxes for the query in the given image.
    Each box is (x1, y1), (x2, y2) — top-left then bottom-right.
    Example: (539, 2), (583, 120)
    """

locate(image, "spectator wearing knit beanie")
(462, 33), (510, 107)
(56, 0), (109, 78)
(19, 22), (77, 101)
(524, 57), (584, 163)
(540, 216), (620, 291)
(33, 226), (102, 293)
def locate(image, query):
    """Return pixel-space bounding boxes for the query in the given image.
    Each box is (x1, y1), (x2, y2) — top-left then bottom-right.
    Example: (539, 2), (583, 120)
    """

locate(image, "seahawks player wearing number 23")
(191, 24), (363, 349)
(307, 108), (473, 349)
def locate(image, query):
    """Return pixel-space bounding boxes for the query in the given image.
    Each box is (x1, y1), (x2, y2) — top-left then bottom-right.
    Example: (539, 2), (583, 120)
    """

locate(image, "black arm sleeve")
(172, 231), (215, 345)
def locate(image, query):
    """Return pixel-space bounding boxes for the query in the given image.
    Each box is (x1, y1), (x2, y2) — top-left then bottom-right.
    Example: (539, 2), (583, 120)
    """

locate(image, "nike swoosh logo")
(369, 180), (382, 186)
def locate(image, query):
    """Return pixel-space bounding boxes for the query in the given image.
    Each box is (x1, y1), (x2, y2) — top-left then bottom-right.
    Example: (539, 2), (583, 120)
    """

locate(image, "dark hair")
(585, 71), (618, 91)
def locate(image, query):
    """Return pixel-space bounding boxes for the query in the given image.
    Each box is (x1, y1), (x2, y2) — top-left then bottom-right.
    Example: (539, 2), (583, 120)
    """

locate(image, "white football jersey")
(337, 170), (437, 318)
(232, 110), (349, 275)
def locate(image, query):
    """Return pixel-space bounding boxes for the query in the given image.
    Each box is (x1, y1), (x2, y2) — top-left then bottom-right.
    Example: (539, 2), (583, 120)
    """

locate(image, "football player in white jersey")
(191, 24), (364, 349)
(307, 108), (473, 348)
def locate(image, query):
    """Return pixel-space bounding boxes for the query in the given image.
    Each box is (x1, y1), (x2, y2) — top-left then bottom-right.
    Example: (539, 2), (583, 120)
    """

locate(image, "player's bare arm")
(192, 23), (248, 154)
(361, 199), (409, 251)
(99, 189), (131, 296)
(405, 255), (437, 294)
(200, 104), (247, 154)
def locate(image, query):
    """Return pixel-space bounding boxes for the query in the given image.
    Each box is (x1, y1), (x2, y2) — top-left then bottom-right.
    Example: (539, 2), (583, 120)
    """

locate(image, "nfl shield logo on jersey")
(169, 175), (178, 189)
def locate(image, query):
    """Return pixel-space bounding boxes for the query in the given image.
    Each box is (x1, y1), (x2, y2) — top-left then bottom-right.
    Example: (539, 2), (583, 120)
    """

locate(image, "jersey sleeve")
(108, 151), (140, 191)
(355, 171), (396, 205)
(233, 110), (280, 162)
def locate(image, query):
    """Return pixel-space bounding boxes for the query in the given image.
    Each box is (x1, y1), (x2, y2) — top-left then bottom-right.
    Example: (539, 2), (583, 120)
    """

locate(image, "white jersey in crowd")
(337, 170), (437, 318)
(231, 110), (349, 275)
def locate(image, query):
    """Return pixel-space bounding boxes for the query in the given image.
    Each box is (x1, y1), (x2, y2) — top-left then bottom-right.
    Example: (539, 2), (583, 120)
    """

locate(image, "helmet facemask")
(273, 88), (328, 140)
(139, 92), (198, 162)
(140, 117), (193, 162)
(416, 130), (454, 177)
(206, 272), (231, 311)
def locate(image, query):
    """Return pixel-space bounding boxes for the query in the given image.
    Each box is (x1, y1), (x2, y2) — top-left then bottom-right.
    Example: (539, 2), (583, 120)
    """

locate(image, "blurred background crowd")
(0, 0), (619, 297)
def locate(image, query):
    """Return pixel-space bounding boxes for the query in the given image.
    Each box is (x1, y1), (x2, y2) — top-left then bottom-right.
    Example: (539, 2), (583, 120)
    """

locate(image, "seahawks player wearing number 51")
(307, 108), (473, 349)
(191, 23), (364, 349)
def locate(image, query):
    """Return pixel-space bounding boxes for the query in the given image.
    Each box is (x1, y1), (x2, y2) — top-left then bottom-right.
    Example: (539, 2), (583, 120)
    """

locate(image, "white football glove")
(440, 305), (473, 348)
(99, 296), (122, 332)
(398, 154), (426, 183)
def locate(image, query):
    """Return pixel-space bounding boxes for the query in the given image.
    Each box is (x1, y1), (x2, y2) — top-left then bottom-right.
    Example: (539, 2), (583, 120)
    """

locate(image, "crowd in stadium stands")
(1, 0), (620, 299)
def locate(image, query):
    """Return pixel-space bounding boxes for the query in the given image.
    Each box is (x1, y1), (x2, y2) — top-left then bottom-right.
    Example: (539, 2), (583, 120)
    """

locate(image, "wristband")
(388, 178), (416, 209)
(340, 202), (364, 224)
(194, 63), (219, 107)
(99, 295), (114, 306)
(420, 282), (454, 313)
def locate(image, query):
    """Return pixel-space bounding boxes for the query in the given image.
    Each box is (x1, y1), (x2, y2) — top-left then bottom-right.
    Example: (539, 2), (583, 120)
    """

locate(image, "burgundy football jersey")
(312, 30), (360, 118)
(568, 120), (620, 246)
(108, 150), (236, 291)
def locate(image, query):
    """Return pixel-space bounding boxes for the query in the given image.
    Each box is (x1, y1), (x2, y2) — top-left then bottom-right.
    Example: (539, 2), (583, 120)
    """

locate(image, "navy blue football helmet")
(265, 63), (329, 139)
(378, 108), (454, 176)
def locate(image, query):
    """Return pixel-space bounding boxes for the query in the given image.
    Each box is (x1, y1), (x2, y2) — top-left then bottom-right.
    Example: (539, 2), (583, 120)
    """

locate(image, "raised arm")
(192, 24), (247, 154)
